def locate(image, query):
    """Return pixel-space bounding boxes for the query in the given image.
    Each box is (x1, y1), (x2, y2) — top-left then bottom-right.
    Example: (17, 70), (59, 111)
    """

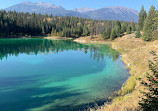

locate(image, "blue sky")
(0, 0), (157, 11)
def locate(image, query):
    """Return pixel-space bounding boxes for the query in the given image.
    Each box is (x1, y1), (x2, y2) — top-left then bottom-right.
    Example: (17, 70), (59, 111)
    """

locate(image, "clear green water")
(0, 39), (129, 111)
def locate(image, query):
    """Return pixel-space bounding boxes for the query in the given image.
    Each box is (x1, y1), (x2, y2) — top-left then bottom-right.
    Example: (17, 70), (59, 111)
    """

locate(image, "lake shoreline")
(73, 35), (135, 110)
(43, 34), (143, 110)
(44, 36), (73, 40)
(0, 38), (129, 111)
(1, 35), (157, 110)
(73, 34), (158, 110)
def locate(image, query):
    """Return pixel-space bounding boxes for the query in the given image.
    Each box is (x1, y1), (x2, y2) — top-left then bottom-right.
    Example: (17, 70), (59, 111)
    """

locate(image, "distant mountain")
(84, 6), (138, 22)
(5, 2), (138, 22)
(73, 7), (96, 13)
(5, 2), (86, 17)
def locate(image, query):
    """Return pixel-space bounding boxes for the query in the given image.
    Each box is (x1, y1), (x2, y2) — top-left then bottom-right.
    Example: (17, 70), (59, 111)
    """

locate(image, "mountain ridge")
(4, 2), (138, 22)
(21, 1), (64, 9)
(73, 7), (96, 13)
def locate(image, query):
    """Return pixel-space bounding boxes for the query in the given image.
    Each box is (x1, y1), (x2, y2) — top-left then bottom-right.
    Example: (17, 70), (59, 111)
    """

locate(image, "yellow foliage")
(77, 22), (81, 26)
(47, 18), (53, 22)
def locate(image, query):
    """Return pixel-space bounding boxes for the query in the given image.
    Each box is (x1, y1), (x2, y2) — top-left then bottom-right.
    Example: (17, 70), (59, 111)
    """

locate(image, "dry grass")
(74, 34), (158, 111)
(96, 34), (158, 111)
(73, 36), (112, 44)
(44, 36), (73, 40)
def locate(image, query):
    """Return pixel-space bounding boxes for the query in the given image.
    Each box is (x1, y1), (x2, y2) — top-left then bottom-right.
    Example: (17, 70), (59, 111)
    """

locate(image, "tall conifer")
(138, 6), (147, 31)
(143, 6), (156, 41)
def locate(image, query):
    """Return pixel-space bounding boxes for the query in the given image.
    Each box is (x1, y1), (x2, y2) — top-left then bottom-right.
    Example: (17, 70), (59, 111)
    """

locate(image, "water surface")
(0, 39), (129, 111)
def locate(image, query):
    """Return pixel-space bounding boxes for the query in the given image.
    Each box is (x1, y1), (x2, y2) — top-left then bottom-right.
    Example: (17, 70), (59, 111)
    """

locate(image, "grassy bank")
(44, 36), (73, 40)
(74, 34), (158, 111)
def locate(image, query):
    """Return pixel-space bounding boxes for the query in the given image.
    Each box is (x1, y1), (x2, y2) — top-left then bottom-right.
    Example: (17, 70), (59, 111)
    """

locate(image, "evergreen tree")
(135, 29), (141, 38)
(143, 6), (156, 41)
(139, 51), (158, 111)
(127, 25), (132, 34)
(152, 10), (158, 40)
(42, 25), (45, 35)
(102, 26), (111, 40)
(121, 23), (127, 33)
(137, 6), (147, 31)
(114, 20), (121, 37)
(135, 24), (141, 38)
(110, 28), (117, 40)
(83, 26), (89, 36)
(131, 20), (136, 31)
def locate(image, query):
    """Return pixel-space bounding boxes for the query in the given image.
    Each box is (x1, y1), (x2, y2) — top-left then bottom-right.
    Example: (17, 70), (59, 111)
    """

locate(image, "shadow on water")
(0, 85), (91, 111)
(0, 85), (110, 111)
(0, 70), (106, 111)
(0, 73), (116, 111)
(0, 75), (44, 87)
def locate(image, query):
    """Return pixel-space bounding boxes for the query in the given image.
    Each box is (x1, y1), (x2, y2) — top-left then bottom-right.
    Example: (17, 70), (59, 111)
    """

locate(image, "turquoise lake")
(0, 39), (129, 111)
